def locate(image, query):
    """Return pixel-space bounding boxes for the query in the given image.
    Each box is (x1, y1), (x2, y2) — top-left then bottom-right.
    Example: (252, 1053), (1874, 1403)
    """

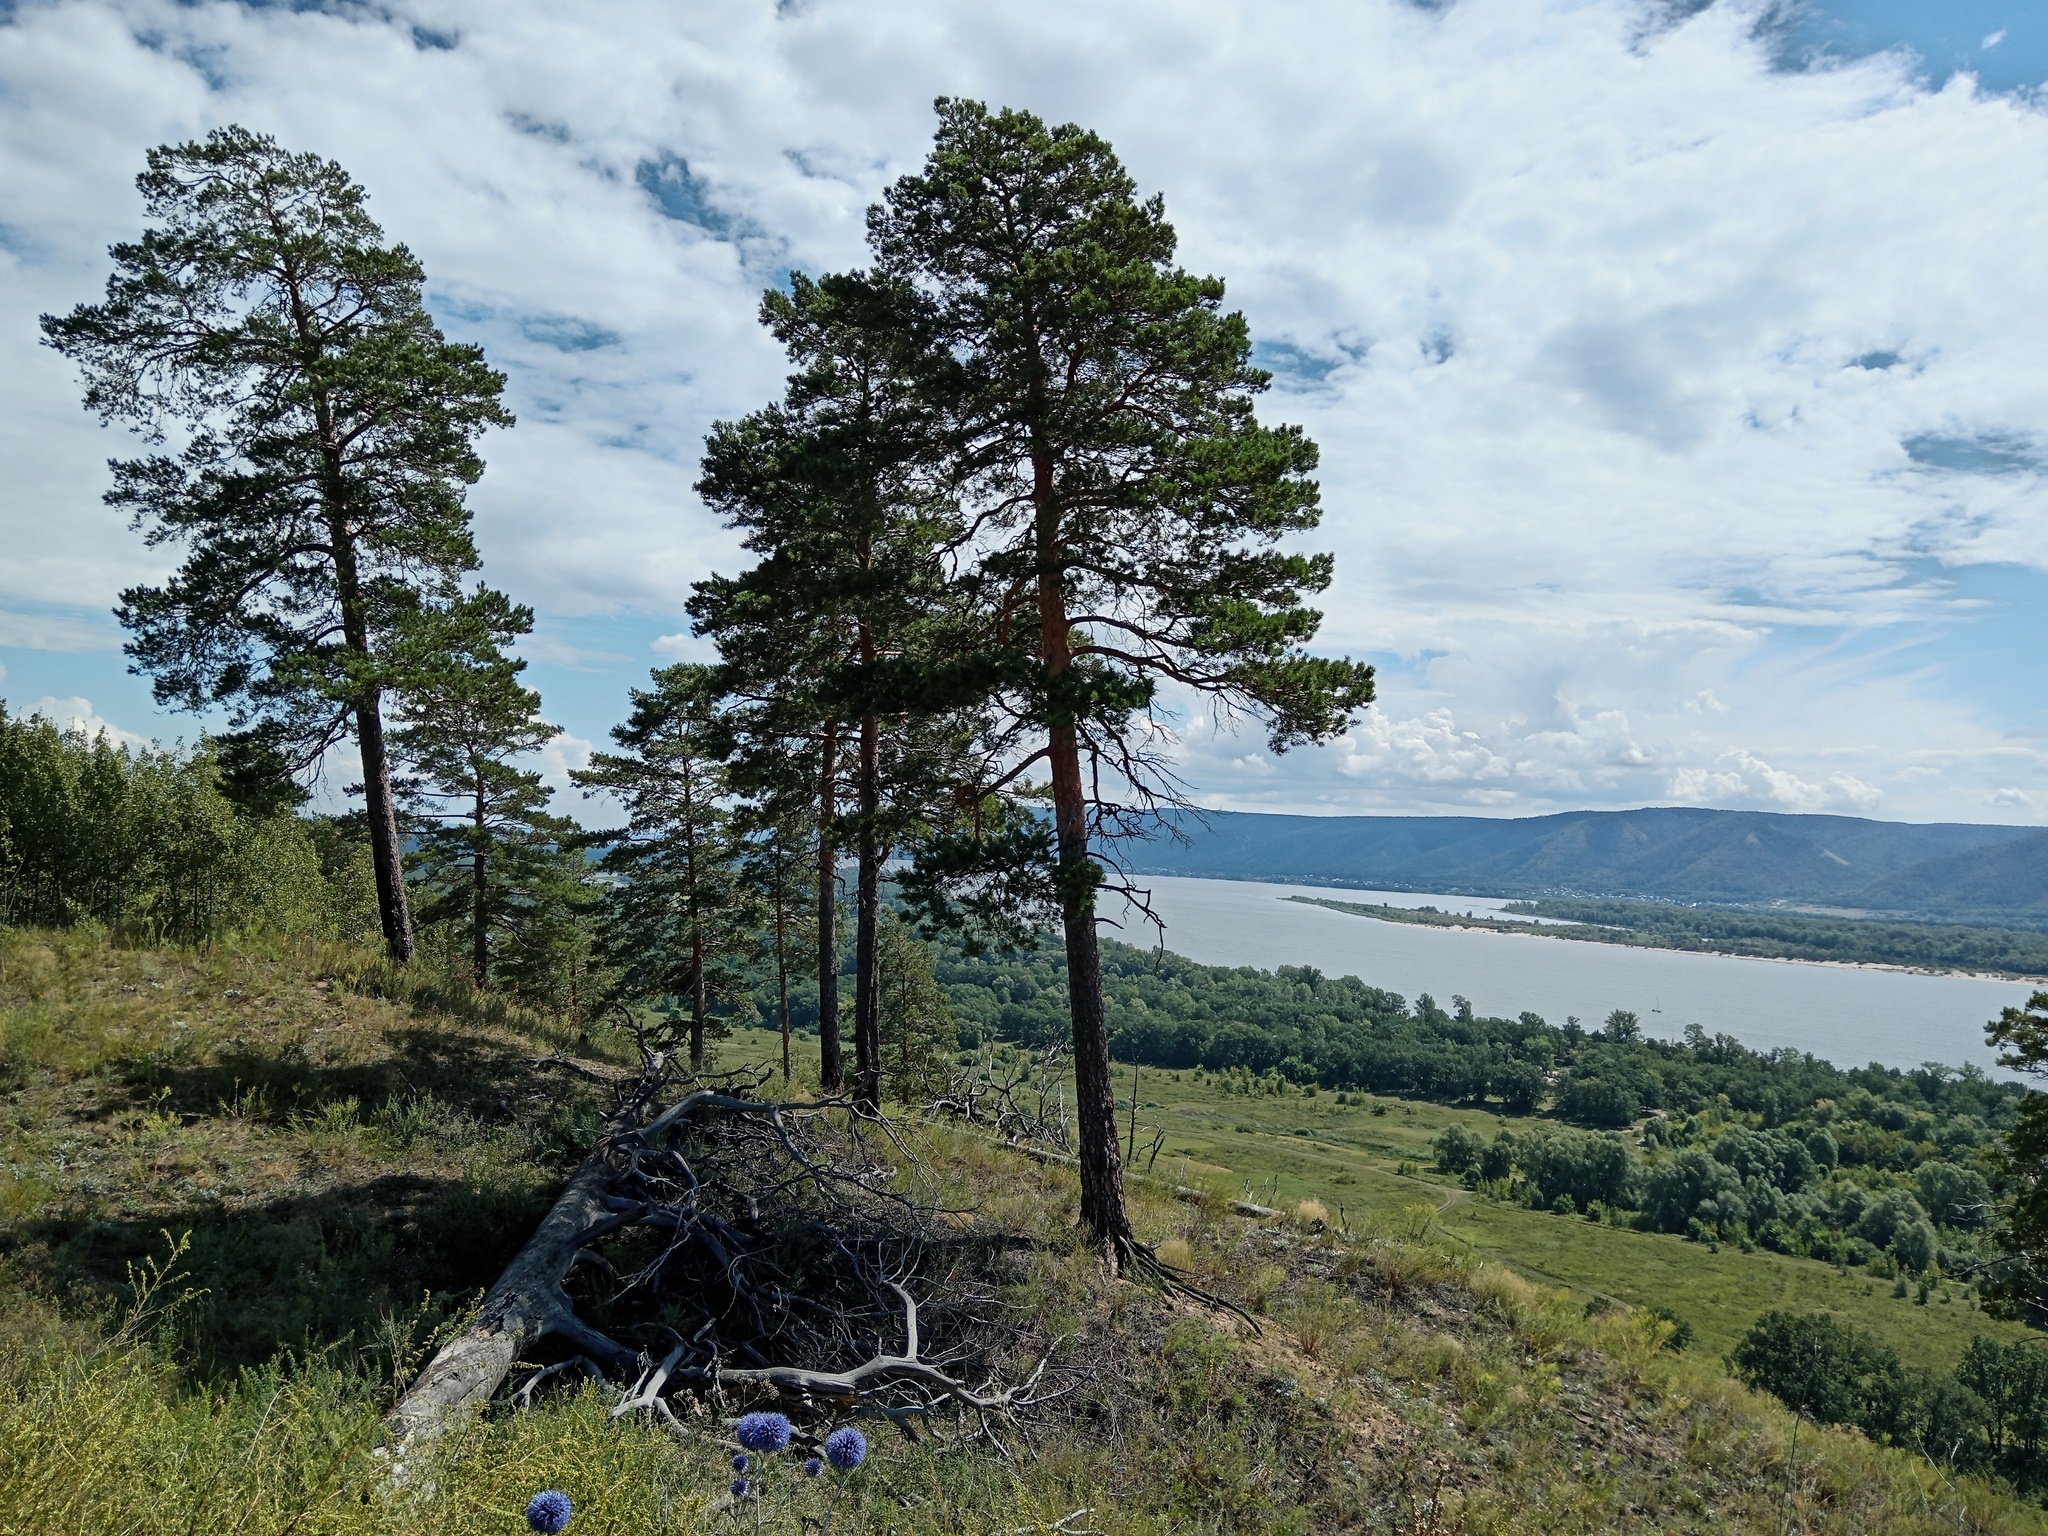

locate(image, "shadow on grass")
(6, 1172), (552, 1383)
(121, 1024), (563, 1128)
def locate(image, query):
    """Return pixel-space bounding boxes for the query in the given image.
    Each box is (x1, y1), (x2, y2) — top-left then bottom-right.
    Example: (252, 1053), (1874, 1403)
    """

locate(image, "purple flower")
(804, 1457), (823, 1478)
(735, 1410), (793, 1454)
(731, 1452), (748, 1472)
(824, 1426), (867, 1472)
(526, 1489), (573, 1534)
(730, 1477), (751, 1500)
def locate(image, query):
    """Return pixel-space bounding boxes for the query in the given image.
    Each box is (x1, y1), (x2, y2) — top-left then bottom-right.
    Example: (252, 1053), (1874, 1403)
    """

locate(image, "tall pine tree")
(391, 589), (584, 994)
(874, 101), (1375, 1263)
(694, 271), (963, 1109)
(40, 126), (511, 961)
(576, 665), (760, 1071)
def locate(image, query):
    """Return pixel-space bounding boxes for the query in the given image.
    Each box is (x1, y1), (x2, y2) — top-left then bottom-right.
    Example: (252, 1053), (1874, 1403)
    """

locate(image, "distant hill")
(1126, 806), (2045, 922)
(1854, 828), (2048, 925)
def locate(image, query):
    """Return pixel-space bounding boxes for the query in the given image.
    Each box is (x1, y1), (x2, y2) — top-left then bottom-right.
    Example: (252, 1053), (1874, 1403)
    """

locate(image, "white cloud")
(1, 0), (2045, 822)
(0, 608), (118, 651)
(24, 694), (152, 750)
(515, 630), (630, 669)
(1989, 785), (2047, 817)
(1669, 749), (1882, 814)
(649, 632), (713, 661)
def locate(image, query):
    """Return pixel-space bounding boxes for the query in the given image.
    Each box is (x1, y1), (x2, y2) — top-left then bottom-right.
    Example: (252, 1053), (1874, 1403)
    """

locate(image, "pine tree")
(575, 665), (760, 1070)
(1987, 991), (2048, 1324)
(694, 271), (965, 1109)
(738, 804), (818, 1082)
(877, 909), (958, 1104)
(40, 126), (512, 962)
(872, 101), (1375, 1263)
(390, 589), (587, 995)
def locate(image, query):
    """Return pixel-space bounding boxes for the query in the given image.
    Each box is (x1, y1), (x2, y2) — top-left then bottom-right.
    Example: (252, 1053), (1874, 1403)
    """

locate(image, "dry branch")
(386, 1069), (1057, 1449)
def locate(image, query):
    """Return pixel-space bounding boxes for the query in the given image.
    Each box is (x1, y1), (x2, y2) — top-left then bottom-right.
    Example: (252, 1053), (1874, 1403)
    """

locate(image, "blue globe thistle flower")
(526, 1489), (573, 1534)
(804, 1457), (823, 1478)
(735, 1411), (793, 1454)
(731, 1452), (748, 1472)
(824, 1426), (867, 1472)
(730, 1477), (751, 1500)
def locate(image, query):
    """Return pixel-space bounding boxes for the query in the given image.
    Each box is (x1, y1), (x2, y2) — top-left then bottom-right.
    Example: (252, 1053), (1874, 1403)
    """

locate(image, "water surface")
(1108, 876), (2037, 1076)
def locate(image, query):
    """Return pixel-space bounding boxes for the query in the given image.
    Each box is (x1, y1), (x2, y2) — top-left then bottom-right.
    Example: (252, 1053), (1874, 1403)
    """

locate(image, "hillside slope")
(3, 930), (2044, 1533)
(1129, 806), (2040, 915)
(1857, 829), (2048, 924)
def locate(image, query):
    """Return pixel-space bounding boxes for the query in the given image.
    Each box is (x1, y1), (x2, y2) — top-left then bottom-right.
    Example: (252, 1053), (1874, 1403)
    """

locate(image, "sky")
(1, 0), (2046, 828)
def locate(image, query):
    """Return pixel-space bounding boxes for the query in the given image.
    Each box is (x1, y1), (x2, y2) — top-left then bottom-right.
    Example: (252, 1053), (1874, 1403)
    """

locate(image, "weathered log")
(385, 1106), (643, 1445)
(384, 1084), (877, 1444)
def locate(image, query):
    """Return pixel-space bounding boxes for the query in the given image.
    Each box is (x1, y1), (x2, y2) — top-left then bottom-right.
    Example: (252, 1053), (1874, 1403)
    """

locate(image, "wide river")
(1107, 876), (2041, 1077)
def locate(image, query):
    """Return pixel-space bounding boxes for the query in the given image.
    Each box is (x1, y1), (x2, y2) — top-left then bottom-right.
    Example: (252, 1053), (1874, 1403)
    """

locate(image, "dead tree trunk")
(386, 1079), (1063, 1450)
(385, 1105), (644, 1445)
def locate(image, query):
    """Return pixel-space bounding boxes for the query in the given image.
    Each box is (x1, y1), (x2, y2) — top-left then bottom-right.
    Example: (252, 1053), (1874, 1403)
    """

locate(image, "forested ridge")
(1127, 805), (2048, 918)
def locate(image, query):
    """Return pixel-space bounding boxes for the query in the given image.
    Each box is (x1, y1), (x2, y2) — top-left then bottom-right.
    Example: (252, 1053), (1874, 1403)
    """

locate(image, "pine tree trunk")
(690, 914), (707, 1072)
(471, 781), (489, 990)
(1031, 447), (1131, 1260)
(775, 874), (791, 1081)
(311, 329), (411, 965)
(853, 711), (882, 1112)
(356, 694), (415, 964)
(1048, 722), (1128, 1257)
(816, 721), (843, 1090)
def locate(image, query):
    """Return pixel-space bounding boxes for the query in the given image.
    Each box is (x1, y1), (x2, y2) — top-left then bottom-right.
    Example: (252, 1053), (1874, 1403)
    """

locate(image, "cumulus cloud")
(1669, 749), (1882, 813)
(23, 694), (153, 750)
(2, 0), (2045, 822)
(0, 608), (119, 652)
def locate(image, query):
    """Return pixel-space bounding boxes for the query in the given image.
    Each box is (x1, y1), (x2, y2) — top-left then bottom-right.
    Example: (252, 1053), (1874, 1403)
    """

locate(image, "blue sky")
(1783, 1), (2048, 93)
(2, 0), (2046, 825)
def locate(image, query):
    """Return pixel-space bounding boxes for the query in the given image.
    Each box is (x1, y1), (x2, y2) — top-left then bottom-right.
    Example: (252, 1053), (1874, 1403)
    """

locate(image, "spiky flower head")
(735, 1411), (793, 1454)
(731, 1453), (748, 1472)
(804, 1457), (823, 1478)
(824, 1426), (867, 1472)
(730, 1478), (751, 1500)
(526, 1490), (573, 1534)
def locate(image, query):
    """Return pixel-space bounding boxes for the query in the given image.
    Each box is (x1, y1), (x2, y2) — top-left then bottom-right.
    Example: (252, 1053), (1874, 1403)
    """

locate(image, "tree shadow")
(119, 1023), (566, 1127)
(8, 1173), (552, 1383)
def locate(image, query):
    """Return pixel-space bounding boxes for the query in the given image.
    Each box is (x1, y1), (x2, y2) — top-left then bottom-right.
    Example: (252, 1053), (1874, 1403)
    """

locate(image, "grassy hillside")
(5, 929), (2047, 1533)
(1051, 1059), (2036, 1371)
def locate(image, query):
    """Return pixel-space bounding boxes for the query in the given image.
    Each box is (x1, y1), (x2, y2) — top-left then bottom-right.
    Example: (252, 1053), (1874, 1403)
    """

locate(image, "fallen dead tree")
(387, 1063), (1057, 1449)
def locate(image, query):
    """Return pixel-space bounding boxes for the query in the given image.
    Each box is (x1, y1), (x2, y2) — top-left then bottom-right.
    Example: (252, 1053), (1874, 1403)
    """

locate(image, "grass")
(1101, 1066), (2034, 1371)
(5, 929), (2048, 1533)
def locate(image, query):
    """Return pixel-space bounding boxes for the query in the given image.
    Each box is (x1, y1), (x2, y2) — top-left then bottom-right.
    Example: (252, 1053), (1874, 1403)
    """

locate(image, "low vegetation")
(8, 929), (2048, 1533)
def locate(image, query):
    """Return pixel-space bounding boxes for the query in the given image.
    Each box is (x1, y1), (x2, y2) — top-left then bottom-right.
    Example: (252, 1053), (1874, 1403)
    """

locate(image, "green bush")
(0, 704), (362, 942)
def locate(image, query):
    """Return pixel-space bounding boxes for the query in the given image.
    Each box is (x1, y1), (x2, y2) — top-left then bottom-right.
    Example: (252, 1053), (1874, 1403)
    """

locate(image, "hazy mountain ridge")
(1128, 807), (2044, 922)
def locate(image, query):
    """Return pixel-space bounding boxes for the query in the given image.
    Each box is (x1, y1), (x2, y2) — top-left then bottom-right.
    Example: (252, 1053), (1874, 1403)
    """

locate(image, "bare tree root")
(1108, 1229), (1262, 1333)
(386, 1066), (1061, 1452)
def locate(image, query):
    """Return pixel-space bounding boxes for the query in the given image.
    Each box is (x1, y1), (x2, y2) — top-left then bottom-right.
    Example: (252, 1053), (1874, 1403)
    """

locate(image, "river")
(1107, 876), (2039, 1076)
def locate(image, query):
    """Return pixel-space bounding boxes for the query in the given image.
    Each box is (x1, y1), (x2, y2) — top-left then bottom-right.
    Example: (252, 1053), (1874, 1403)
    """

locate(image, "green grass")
(1125, 1069), (2037, 1370)
(8, 935), (2048, 1534)
(709, 1026), (2032, 1373)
